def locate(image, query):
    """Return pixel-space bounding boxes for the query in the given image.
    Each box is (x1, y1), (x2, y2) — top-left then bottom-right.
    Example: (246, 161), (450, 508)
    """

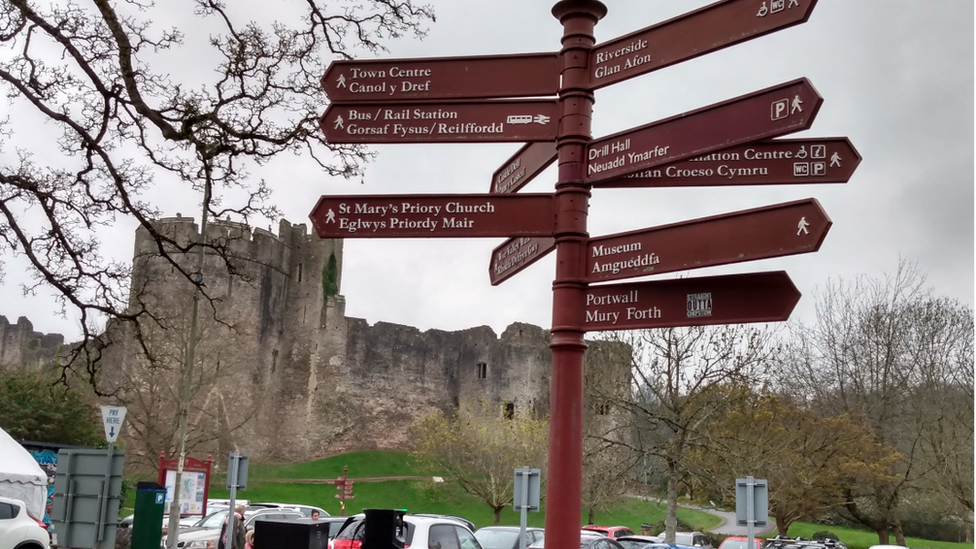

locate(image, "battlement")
(131, 214), (330, 271)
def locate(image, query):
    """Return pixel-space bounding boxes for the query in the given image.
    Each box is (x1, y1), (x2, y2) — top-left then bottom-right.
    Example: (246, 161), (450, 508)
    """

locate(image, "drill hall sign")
(313, 0), (852, 546)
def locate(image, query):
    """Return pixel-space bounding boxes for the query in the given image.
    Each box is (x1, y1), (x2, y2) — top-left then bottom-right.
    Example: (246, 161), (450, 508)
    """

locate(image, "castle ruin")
(1, 216), (631, 471)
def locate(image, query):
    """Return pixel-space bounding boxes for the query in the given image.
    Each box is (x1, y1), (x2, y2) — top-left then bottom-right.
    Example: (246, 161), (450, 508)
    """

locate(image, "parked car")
(0, 495), (49, 549)
(719, 537), (763, 549)
(333, 513), (481, 549)
(617, 536), (697, 549)
(161, 507), (304, 548)
(412, 513), (477, 532)
(475, 525), (545, 549)
(615, 535), (666, 549)
(121, 511), (212, 532)
(528, 534), (626, 549)
(671, 532), (714, 549)
(249, 502), (329, 518)
(763, 537), (847, 549)
(582, 526), (636, 539)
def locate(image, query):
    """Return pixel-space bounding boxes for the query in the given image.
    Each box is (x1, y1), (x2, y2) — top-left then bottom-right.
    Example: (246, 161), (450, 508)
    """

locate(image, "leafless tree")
(774, 259), (974, 544)
(590, 324), (777, 543)
(0, 0), (434, 390)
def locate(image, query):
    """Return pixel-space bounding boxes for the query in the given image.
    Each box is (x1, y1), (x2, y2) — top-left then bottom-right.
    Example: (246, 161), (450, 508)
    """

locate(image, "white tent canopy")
(0, 425), (48, 519)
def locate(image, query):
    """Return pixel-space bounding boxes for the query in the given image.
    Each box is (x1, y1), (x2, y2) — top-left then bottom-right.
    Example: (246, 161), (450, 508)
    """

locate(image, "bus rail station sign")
(594, 137), (861, 188)
(585, 77), (823, 183)
(589, 0), (818, 89)
(583, 271), (802, 331)
(321, 52), (560, 103)
(585, 198), (831, 283)
(319, 99), (559, 144)
(309, 194), (555, 238)
(489, 236), (557, 286)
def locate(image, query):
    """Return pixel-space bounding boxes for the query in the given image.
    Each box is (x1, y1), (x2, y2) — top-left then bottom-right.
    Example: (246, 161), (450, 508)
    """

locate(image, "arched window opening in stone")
(504, 401), (515, 420)
(477, 362), (487, 379)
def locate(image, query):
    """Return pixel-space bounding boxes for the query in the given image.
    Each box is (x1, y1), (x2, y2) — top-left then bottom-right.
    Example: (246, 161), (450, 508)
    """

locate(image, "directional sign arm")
(584, 271), (801, 331)
(585, 78), (823, 183)
(309, 194), (555, 238)
(589, 0), (818, 89)
(490, 142), (558, 193)
(489, 236), (556, 285)
(320, 100), (560, 144)
(593, 137), (861, 188)
(585, 198), (831, 283)
(322, 52), (560, 103)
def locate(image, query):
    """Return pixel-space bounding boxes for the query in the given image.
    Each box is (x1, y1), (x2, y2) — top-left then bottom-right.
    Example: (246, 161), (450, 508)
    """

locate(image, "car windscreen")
(476, 530), (519, 549)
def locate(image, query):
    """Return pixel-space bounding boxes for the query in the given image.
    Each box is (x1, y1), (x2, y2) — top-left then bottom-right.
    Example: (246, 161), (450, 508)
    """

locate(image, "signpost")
(594, 137), (861, 188)
(583, 271), (801, 331)
(585, 198), (831, 283)
(319, 99), (559, 143)
(588, 0), (818, 89)
(309, 194), (555, 238)
(490, 142), (559, 193)
(585, 78), (823, 183)
(313, 2), (847, 548)
(322, 53), (560, 102)
(97, 405), (126, 549)
(736, 477), (769, 549)
(489, 236), (557, 286)
(328, 466), (353, 515)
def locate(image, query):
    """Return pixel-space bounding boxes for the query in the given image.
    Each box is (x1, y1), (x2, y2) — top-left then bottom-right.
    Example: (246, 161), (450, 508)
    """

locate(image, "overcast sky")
(4, 0), (973, 340)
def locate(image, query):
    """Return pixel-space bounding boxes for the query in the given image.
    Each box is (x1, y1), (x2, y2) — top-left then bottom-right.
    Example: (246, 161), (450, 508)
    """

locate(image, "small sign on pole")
(100, 406), (127, 443)
(514, 467), (541, 549)
(736, 476), (768, 549)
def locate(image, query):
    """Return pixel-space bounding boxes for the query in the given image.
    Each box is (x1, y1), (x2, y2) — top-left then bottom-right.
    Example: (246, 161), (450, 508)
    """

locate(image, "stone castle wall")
(0, 316), (64, 372)
(2, 215), (629, 468)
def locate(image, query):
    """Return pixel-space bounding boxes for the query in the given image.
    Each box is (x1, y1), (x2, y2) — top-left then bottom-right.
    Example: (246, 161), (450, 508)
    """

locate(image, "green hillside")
(139, 451), (968, 549)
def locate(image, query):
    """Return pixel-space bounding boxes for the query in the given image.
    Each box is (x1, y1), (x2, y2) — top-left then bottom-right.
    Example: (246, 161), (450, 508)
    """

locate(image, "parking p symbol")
(771, 98), (789, 120)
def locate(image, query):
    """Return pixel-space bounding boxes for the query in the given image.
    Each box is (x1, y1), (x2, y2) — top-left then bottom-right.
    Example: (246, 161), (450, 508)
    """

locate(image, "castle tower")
(110, 214), (342, 469)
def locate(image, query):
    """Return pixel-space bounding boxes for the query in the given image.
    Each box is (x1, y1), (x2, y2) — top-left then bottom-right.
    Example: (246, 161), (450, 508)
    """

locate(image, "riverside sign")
(312, 1), (853, 549)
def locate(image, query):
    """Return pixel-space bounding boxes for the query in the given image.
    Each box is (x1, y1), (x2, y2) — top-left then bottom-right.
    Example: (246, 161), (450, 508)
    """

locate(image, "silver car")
(161, 507), (303, 548)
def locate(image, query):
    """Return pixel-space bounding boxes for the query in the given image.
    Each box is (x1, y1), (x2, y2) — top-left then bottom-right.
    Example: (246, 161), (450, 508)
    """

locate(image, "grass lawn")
(785, 522), (970, 549)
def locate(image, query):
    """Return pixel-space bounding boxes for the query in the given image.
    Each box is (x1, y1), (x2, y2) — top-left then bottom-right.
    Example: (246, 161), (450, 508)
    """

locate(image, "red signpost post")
(313, 0), (844, 545)
(594, 137), (861, 188)
(585, 198), (831, 283)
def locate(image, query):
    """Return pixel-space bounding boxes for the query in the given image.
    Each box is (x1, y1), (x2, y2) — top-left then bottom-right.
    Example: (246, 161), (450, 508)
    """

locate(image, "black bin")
(254, 519), (330, 549)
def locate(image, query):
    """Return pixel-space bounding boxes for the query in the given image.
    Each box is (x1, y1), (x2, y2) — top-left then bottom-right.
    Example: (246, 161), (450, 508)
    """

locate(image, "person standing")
(218, 504), (247, 549)
(311, 510), (321, 521)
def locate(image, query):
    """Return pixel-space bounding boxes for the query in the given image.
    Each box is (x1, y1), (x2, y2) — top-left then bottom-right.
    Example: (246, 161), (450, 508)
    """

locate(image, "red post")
(547, 2), (606, 548)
